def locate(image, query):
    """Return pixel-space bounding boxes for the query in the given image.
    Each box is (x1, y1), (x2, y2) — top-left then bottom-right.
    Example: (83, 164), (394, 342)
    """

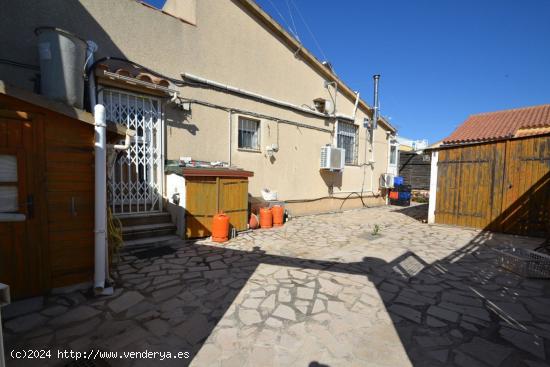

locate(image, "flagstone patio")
(2, 204), (549, 366)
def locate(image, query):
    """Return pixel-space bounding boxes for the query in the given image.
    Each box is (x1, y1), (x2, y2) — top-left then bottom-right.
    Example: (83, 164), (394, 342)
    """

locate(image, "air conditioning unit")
(320, 145), (345, 171)
(380, 173), (395, 188)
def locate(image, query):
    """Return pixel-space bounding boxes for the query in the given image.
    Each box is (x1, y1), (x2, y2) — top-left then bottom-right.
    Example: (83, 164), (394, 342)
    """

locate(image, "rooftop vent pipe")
(372, 74), (380, 131)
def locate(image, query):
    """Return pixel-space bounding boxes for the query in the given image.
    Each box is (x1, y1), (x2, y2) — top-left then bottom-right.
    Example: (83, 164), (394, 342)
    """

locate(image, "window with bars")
(238, 117), (260, 151)
(0, 155), (19, 212)
(336, 121), (358, 165)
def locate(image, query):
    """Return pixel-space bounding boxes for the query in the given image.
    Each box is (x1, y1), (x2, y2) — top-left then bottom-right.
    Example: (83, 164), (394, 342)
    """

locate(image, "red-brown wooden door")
(0, 112), (45, 299)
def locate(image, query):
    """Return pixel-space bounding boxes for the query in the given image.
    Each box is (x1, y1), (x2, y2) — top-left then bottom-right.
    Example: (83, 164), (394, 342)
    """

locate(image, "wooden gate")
(185, 177), (249, 238)
(435, 135), (550, 237)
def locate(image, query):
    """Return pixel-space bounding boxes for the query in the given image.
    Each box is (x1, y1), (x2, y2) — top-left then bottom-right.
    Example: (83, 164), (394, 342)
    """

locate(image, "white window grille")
(238, 117), (260, 150)
(99, 88), (164, 214)
(0, 155), (18, 212)
(337, 121), (358, 165)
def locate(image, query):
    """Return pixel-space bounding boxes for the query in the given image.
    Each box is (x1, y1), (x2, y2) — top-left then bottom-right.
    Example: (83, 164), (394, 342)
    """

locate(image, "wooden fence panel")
(398, 151), (431, 190)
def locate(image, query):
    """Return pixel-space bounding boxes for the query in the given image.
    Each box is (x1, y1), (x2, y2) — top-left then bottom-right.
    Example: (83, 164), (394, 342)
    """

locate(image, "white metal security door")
(100, 89), (163, 214)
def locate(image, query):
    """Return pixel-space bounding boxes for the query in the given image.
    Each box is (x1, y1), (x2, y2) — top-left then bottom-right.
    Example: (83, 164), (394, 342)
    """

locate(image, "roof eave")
(235, 0), (396, 133)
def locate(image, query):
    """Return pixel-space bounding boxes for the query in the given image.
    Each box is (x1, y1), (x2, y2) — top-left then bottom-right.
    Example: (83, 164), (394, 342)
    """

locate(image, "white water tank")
(35, 27), (87, 108)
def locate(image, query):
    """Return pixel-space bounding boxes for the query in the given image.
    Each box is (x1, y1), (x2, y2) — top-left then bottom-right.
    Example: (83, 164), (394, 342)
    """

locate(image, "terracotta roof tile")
(95, 63), (170, 88)
(443, 104), (550, 144)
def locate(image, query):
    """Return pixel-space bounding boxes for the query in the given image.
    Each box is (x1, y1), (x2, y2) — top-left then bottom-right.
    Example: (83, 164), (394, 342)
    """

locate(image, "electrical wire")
(285, 0), (300, 42)
(289, 0), (329, 62)
(0, 58), (40, 71)
(266, 0), (299, 40)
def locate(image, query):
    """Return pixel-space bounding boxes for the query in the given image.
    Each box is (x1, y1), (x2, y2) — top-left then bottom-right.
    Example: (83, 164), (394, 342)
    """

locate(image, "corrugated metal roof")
(443, 104), (550, 144)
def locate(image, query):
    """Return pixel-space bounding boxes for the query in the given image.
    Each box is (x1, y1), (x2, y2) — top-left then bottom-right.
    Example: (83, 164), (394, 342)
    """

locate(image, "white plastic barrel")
(35, 27), (87, 109)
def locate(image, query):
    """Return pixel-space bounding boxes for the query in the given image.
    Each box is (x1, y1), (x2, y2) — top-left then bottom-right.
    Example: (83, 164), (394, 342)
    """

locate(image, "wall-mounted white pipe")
(94, 104), (107, 292)
(86, 41), (98, 110)
(352, 91), (360, 119)
(428, 151), (439, 223)
(228, 111), (232, 165)
(110, 129), (136, 150)
(182, 72), (355, 121)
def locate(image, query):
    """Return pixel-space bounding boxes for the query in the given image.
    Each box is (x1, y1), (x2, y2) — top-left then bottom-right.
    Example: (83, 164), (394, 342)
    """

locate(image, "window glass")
(0, 155), (17, 182)
(0, 154), (18, 212)
(337, 121), (358, 165)
(0, 187), (18, 212)
(238, 117), (260, 150)
(390, 145), (397, 165)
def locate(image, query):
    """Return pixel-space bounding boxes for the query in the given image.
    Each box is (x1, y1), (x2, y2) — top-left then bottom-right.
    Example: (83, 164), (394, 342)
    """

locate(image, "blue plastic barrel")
(399, 191), (411, 200)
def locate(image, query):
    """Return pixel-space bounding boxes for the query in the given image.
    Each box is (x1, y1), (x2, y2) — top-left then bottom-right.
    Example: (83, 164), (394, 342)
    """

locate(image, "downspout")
(86, 41), (98, 109)
(228, 110), (232, 166)
(93, 104), (108, 293)
(428, 150), (439, 223)
(372, 75), (380, 199)
(86, 41), (112, 295)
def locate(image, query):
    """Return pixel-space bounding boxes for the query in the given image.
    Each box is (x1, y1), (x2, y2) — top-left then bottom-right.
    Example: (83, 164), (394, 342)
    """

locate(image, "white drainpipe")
(86, 41), (98, 109)
(228, 110), (232, 166)
(182, 72), (355, 121)
(428, 150), (439, 223)
(94, 104), (107, 292)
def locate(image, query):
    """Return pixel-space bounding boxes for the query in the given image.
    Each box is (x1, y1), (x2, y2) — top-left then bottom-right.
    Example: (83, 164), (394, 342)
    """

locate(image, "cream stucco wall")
(0, 0), (394, 208)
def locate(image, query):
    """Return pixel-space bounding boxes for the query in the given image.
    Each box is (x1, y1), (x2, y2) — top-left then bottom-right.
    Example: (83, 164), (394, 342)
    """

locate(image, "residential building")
(0, 0), (397, 297)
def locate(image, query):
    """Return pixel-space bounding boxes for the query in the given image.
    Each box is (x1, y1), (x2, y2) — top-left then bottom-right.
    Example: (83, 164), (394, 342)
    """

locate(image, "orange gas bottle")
(212, 213), (230, 242)
(272, 205), (284, 227)
(259, 207), (273, 229)
(249, 213), (259, 229)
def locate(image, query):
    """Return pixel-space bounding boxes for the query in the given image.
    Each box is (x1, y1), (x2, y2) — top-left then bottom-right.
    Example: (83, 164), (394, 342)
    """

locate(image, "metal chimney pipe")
(372, 74), (380, 130)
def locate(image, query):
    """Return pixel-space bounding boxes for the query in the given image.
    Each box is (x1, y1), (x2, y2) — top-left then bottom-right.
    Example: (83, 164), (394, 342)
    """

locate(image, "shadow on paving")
(394, 203), (429, 222)
(115, 231), (550, 366)
(3, 226), (549, 366)
(365, 231), (549, 367)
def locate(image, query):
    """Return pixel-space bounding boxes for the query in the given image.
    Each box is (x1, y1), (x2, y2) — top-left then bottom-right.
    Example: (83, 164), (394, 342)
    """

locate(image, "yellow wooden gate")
(185, 177), (249, 238)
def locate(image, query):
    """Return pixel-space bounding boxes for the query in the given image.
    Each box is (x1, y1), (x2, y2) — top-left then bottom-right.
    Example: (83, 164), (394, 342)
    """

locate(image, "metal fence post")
(0, 283), (10, 367)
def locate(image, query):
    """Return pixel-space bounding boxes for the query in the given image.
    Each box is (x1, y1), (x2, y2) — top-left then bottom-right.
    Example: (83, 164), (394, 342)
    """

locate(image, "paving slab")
(3, 204), (549, 367)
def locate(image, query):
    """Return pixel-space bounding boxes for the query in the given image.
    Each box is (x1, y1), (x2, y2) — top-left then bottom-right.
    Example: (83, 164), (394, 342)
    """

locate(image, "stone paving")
(2, 204), (550, 366)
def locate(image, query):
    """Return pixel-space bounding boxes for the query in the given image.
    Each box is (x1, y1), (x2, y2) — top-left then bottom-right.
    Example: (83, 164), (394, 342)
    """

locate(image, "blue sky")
(144, 0), (550, 143)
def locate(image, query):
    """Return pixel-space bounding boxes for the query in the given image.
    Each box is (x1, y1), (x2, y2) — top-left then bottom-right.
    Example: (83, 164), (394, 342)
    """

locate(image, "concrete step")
(122, 226), (176, 242)
(123, 235), (180, 248)
(122, 222), (176, 234)
(116, 212), (172, 227)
